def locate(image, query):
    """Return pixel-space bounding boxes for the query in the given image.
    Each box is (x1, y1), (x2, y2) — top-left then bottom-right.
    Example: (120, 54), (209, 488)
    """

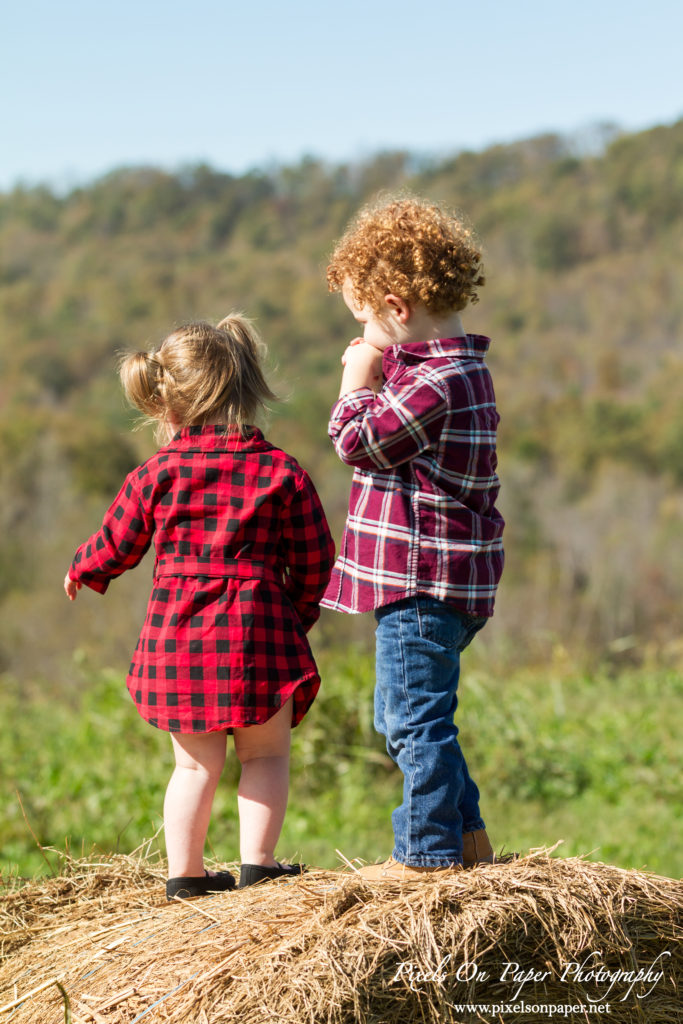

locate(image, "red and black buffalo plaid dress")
(70, 425), (335, 734)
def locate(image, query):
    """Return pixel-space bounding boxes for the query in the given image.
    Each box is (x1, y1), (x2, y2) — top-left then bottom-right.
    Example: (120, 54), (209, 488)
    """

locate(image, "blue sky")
(2, 0), (682, 190)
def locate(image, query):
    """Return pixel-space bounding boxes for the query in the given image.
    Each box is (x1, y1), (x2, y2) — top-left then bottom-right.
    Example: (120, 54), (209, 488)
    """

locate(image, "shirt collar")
(386, 334), (491, 367)
(165, 424), (266, 451)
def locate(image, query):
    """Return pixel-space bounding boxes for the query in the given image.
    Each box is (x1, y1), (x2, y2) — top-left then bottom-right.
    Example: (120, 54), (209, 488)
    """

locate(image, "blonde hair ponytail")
(120, 314), (277, 441)
(119, 350), (166, 417)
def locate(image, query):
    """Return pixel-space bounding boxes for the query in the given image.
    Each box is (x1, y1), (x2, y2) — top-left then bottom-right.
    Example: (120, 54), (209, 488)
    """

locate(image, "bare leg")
(233, 698), (293, 866)
(164, 730), (227, 877)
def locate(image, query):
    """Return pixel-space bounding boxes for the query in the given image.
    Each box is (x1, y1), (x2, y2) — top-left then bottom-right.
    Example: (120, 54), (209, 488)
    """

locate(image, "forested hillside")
(1, 119), (682, 684)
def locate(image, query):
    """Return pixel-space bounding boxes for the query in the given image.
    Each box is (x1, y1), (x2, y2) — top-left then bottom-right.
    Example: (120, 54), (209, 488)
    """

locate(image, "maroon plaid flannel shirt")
(322, 336), (504, 617)
(70, 426), (335, 733)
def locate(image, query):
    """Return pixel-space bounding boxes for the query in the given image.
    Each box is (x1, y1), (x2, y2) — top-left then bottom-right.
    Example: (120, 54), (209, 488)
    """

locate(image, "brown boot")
(358, 856), (462, 881)
(462, 829), (495, 867)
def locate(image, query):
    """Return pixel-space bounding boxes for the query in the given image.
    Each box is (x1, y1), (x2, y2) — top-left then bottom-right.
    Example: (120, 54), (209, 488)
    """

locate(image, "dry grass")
(0, 848), (680, 1023)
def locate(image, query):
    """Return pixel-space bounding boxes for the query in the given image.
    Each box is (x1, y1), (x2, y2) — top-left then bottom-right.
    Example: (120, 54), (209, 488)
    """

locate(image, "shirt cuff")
(70, 566), (110, 594)
(329, 387), (376, 428)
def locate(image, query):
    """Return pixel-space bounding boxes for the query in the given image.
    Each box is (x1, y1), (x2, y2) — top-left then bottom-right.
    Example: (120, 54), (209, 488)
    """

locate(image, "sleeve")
(69, 472), (155, 594)
(328, 372), (448, 471)
(280, 470), (336, 632)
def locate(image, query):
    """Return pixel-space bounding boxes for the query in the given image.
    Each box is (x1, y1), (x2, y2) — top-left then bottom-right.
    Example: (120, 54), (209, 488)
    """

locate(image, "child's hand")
(342, 336), (384, 358)
(64, 572), (81, 601)
(341, 336), (366, 365)
(339, 340), (383, 396)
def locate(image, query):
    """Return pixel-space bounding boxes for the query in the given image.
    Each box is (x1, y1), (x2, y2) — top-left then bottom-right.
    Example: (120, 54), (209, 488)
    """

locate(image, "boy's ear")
(383, 293), (411, 322)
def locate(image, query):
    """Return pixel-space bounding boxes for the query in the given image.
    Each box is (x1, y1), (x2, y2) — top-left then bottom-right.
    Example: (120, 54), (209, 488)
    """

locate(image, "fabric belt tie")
(154, 557), (283, 586)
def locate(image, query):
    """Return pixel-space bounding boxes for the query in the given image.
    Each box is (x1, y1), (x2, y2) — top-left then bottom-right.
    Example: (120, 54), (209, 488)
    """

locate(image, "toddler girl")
(65, 316), (335, 897)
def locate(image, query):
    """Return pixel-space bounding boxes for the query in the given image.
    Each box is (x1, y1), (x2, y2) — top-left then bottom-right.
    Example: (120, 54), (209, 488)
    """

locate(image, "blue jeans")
(374, 597), (486, 866)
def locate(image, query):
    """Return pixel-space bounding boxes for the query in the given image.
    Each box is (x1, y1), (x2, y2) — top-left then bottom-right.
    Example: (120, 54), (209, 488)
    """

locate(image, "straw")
(0, 848), (680, 1023)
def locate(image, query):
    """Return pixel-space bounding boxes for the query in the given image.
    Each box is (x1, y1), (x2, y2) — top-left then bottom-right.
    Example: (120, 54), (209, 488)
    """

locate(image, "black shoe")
(239, 861), (305, 889)
(166, 869), (236, 900)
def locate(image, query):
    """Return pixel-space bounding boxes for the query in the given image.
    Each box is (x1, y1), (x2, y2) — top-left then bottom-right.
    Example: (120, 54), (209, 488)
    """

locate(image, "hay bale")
(0, 849), (680, 1023)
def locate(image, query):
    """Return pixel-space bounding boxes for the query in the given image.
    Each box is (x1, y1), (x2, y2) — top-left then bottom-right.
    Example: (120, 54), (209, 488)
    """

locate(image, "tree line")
(1, 119), (682, 683)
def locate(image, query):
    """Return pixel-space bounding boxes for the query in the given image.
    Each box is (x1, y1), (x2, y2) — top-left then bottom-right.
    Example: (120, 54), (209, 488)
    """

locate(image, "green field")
(1, 648), (681, 881)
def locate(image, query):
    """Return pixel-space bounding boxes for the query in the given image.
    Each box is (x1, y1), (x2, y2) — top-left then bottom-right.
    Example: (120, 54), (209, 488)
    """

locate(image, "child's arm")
(66, 473), (154, 598)
(329, 369), (448, 472)
(280, 471), (335, 631)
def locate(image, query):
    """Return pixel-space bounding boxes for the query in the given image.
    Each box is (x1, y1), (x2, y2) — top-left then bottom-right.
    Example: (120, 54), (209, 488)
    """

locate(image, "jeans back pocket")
(415, 597), (485, 651)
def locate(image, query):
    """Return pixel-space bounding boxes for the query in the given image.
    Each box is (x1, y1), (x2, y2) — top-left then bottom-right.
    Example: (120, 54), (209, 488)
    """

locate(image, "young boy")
(321, 197), (505, 878)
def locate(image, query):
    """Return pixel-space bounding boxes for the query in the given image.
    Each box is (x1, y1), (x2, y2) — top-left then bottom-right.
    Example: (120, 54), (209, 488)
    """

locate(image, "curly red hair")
(327, 196), (485, 315)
